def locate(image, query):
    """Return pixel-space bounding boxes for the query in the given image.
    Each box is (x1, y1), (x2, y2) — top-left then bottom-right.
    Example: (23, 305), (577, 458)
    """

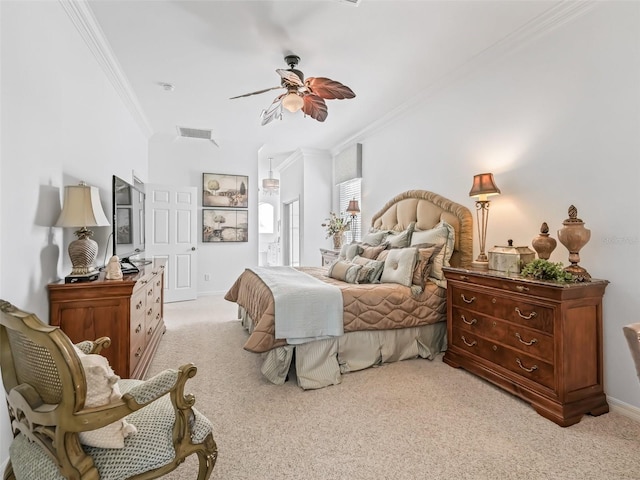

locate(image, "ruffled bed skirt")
(237, 306), (447, 390)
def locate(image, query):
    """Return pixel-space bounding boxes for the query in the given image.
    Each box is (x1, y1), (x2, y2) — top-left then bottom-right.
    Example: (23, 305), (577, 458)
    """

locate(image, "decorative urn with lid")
(532, 222), (557, 260)
(557, 205), (591, 281)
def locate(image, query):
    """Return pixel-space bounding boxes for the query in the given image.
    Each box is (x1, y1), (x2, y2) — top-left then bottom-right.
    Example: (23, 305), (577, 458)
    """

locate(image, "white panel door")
(145, 184), (197, 303)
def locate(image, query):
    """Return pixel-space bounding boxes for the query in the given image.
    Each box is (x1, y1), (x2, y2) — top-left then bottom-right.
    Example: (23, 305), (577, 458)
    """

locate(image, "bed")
(225, 190), (473, 389)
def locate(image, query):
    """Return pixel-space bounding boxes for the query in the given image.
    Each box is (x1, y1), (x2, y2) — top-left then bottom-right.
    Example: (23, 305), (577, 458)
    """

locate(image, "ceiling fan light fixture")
(282, 91), (304, 113)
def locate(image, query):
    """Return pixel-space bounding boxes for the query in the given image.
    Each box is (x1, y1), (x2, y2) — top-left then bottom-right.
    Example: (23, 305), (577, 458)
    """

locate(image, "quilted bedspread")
(224, 266), (447, 354)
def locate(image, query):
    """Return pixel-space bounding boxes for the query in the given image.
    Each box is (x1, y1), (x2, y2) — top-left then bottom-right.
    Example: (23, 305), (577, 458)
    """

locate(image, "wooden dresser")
(442, 266), (608, 427)
(48, 259), (166, 380)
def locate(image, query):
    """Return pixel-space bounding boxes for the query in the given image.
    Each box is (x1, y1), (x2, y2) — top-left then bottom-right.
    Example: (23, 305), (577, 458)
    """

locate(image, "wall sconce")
(55, 182), (110, 281)
(346, 199), (360, 244)
(469, 173), (501, 267)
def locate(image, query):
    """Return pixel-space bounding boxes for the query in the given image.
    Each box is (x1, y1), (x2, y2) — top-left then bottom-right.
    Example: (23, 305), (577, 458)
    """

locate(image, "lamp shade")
(55, 182), (110, 228)
(469, 173), (501, 201)
(346, 199), (360, 216)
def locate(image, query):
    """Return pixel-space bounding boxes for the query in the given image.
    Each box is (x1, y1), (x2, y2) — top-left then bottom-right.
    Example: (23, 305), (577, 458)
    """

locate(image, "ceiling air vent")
(176, 126), (219, 147)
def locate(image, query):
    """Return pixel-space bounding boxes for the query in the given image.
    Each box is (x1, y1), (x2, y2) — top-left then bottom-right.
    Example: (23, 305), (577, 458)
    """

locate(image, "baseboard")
(608, 396), (640, 422)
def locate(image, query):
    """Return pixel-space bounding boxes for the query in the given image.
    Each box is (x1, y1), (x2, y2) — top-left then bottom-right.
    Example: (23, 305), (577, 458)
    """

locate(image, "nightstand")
(442, 266), (609, 427)
(319, 248), (340, 266)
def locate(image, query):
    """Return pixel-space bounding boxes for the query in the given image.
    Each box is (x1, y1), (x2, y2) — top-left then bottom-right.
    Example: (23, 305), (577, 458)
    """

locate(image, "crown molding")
(332, 0), (597, 155)
(58, 0), (153, 138)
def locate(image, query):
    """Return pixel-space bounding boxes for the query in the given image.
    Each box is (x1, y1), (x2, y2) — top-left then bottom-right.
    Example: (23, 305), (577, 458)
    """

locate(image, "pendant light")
(262, 158), (279, 194)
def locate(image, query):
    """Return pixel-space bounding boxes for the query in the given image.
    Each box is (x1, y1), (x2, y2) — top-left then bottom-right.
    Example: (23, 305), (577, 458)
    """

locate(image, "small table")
(319, 248), (340, 266)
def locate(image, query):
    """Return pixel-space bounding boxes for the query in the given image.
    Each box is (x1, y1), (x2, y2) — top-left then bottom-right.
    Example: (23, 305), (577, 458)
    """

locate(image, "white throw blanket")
(249, 266), (344, 344)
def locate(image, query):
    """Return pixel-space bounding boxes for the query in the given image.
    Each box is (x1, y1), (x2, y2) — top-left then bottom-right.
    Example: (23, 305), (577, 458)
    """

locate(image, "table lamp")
(469, 173), (500, 267)
(56, 182), (110, 279)
(346, 199), (360, 243)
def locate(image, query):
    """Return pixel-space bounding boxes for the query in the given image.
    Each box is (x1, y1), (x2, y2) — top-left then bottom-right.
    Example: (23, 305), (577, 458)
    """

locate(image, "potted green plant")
(520, 259), (576, 283)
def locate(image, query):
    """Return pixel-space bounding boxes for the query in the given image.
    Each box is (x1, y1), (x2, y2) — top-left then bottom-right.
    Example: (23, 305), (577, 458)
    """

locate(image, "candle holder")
(557, 205), (591, 281)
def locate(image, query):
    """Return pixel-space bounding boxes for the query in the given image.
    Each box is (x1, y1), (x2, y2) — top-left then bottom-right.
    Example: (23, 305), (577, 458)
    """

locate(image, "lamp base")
(68, 230), (98, 275)
(472, 260), (489, 270)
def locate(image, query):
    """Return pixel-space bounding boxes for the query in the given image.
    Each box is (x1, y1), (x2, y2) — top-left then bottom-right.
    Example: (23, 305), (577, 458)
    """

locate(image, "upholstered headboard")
(371, 190), (473, 268)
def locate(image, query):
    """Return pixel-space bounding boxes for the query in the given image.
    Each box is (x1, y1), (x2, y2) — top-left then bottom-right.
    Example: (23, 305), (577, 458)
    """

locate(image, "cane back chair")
(0, 300), (217, 480)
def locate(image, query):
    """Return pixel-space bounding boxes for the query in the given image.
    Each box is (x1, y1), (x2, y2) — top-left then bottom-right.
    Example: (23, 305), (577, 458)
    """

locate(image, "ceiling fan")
(230, 55), (356, 126)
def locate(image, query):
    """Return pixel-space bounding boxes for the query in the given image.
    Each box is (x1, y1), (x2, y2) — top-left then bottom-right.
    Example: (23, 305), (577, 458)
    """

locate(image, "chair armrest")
(124, 369), (180, 405)
(75, 337), (111, 355)
(623, 323), (640, 381)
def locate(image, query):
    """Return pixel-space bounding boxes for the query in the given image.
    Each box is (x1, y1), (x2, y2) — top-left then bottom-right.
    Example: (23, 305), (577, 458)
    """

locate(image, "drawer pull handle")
(461, 294), (476, 304)
(135, 323), (142, 334)
(516, 358), (538, 373)
(516, 285), (529, 292)
(515, 332), (538, 346)
(460, 275), (469, 281)
(461, 336), (477, 347)
(147, 308), (153, 316)
(147, 327), (153, 335)
(148, 290), (153, 296)
(135, 347), (143, 358)
(461, 315), (477, 326)
(515, 307), (537, 320)
(136, 301), (143, 310)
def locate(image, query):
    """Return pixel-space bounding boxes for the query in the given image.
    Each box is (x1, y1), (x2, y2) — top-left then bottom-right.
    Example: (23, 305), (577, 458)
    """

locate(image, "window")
(339, 178), (361, 243)
(258, 202), (274, 234)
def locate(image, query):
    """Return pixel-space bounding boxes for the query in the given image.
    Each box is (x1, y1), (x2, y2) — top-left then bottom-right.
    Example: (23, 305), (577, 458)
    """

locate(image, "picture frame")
(202, 173), (248, 208)
(116, 207), (132, 245)
(203, 209), (248, 243)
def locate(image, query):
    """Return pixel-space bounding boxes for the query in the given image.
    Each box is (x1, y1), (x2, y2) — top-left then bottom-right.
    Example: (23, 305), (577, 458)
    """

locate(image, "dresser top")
(443, 266), (609, 290)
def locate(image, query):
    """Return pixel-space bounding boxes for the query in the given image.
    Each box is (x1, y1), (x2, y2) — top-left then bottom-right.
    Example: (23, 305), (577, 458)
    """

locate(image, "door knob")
(191, 247), (196, 251)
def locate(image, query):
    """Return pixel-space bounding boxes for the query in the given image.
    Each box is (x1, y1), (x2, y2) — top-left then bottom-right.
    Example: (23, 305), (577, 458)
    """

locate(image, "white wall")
(356, 2), (640, 409)
(148, 133), (260, 294)
(0, 0), (149, 466)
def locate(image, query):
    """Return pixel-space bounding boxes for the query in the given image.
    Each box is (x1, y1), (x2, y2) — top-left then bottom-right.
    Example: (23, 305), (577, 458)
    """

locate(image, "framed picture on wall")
(203, 208), (248, 243)
(202, 173), (248, 208)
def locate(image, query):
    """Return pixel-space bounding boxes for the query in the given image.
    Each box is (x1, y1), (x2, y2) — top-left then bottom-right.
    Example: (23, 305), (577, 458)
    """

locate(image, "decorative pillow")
(356, 265), (376, 284)
(376, 250), (390, 262)
(352, 256), (385, 283)
(410, 221), (455, 284)
(338, 243), (363, 261)
(385, 222), (415, 249)
(328, 260), (362, 284)
(361, 229), (388, 246)
(360, 244), (387, 260)
(380, 248), (417, 287)
(412, 244), (444, 288)
(76, 351), (137, 448)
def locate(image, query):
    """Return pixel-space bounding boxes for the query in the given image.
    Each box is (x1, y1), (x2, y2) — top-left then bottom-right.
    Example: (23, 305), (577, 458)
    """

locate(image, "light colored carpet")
(147, 295), (640, 480)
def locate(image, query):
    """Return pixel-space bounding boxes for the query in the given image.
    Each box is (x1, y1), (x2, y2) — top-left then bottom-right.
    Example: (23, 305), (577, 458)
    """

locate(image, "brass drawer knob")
(516, 285), (529, 292)
(135, 347), (143, 358)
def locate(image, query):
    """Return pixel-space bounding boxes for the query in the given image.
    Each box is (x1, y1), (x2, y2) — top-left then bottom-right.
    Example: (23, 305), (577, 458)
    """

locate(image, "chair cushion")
(9, 379), (213, 480)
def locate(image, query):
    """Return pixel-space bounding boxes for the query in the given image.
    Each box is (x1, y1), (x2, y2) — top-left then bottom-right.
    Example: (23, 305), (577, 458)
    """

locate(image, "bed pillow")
(338, 243), (363, 261)
(385, 222), (415, 249)
(328, 260), (363, 284)
(75, 350), (137, 448)
(352, 256), (385, 283)
(410, 221), (455, 284)
(361, 229), (388, 246)
(360, 244), (387, 260)
(380, 247), (417, 287)
(412, 244), (444, 288)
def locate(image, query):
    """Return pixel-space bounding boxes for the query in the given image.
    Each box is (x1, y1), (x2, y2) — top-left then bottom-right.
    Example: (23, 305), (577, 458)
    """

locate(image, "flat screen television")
(112, 175), (145, 272)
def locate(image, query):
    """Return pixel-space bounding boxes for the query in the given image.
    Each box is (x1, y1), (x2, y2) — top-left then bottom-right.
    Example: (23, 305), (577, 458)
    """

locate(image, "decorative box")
(488, 240), (535, 274)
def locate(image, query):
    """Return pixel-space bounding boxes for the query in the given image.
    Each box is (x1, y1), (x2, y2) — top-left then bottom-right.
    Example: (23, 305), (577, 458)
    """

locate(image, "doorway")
(282, 198), (300, 266)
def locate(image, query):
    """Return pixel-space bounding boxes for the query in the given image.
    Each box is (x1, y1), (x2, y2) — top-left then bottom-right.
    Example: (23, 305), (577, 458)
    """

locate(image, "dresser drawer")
(451, 327), (555, 389)
(450, 286), (554, 334)
(452, 306), (554, 363)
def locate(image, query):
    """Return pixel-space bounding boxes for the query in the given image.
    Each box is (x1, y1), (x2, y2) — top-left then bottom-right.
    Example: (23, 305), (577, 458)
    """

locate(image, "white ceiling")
(88, 0), (559, 158)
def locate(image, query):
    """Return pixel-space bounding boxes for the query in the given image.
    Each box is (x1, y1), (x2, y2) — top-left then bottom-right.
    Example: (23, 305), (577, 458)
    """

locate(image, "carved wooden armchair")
(623, 322), (640, 382)
(0, 300), (217, 480)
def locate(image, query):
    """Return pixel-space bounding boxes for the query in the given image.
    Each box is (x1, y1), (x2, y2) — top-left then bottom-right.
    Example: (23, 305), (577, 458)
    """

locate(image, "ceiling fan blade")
(305, 77), (355, 100)
(276, 69), (304, 87)
(302, 94), (328, 122)
(260, 94), (285, 126)
(230, 86), (282, 100)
